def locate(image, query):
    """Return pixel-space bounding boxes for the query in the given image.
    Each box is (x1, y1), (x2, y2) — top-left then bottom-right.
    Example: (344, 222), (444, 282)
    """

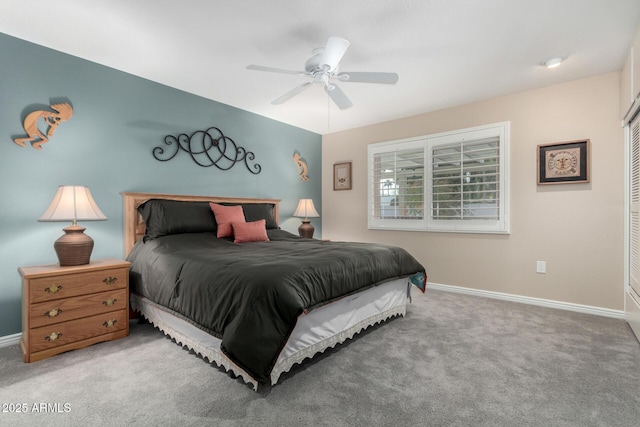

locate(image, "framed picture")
(333, 161), (352, 190)
(537, 139), (590, 185)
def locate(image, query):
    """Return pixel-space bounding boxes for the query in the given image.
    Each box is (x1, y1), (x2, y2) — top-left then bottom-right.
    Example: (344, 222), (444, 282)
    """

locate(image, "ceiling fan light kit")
(247, 36), (399, 109)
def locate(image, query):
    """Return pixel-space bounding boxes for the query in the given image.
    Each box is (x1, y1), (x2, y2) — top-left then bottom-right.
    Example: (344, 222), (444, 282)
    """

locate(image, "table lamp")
(39, 185), (107, 266)
(293, 199), (320, 238)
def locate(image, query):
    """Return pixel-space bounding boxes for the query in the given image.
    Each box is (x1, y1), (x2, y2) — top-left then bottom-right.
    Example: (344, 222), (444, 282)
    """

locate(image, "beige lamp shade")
(39, 185), (107, 222)
(293, 199), (319, 239)
(293, 199), (319, 219)
(39, 186), (107, 266)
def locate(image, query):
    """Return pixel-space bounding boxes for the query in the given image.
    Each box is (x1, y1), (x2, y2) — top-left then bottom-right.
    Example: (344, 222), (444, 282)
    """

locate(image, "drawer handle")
(103, 319), (118, 328)
(103, 276), (118, 285)
(44, 332), (62, 342)
(44, 308), (62, 318)
(102, 298), (117, 307)
(44, 284), (63, 294)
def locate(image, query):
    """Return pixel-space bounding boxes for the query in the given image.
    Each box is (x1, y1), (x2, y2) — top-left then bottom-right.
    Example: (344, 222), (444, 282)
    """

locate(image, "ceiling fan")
(247, 37), (399, 110)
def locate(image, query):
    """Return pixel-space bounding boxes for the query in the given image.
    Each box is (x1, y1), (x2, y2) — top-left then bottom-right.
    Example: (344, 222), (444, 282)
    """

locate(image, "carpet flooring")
(0, 288), (639, 426)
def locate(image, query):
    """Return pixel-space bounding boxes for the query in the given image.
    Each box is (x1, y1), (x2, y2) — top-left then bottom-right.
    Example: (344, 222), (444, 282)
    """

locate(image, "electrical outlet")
(536, 261), (546, 274)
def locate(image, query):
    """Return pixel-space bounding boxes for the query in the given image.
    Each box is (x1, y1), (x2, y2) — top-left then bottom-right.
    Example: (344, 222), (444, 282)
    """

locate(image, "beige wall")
(322, 72), (624, 310)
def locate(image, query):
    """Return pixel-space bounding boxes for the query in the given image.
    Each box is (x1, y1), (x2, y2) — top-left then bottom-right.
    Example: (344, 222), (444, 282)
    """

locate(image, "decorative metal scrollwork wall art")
(153, 125), (261, 174)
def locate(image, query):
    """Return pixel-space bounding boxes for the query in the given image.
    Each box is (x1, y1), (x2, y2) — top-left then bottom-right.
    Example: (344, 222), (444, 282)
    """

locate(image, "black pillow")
(221, 202), (278, 229)
(138, 199), (217, 240)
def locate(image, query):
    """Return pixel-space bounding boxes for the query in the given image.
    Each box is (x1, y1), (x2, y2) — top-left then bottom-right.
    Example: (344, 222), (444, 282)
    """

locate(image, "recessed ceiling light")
(543, 56), (565, 68)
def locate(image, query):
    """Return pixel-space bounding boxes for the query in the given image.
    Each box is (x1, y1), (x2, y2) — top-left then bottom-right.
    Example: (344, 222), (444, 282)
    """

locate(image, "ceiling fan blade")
(325, 84), (353, 110)
(247, 64), (304, 76)
(272, 82), (313, 105)
(337, 72), (399, 84)
(320, 37), (350, 71)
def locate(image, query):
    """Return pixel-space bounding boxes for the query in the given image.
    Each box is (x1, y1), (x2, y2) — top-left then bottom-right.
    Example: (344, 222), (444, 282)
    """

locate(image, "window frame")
(367, 121), (510, 234)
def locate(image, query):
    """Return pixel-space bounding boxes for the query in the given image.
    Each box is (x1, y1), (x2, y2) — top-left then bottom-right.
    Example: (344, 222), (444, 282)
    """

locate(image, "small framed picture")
(537, 139), (590, 185)
(333, 161), (352, 191)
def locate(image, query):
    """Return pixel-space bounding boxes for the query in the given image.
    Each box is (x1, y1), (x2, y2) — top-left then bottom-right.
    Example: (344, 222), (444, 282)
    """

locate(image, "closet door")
(627, 114), (640, 340)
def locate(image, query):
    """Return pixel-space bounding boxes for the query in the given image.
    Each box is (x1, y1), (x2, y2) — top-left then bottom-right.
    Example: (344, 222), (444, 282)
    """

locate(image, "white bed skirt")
(130, 278), (410, 390)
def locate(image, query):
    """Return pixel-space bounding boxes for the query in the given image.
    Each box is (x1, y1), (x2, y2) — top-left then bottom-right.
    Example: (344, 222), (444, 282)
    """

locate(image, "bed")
(122, 192), (426, 390)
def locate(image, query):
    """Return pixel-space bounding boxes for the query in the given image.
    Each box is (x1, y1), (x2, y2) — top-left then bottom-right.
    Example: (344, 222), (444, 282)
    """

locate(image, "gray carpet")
(1, 288), (639, 426)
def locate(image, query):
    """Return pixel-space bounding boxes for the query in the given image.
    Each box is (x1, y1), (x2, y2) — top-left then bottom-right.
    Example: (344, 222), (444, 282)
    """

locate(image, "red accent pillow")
(232, 220), (270, 243)
(209, 203), (245, 238)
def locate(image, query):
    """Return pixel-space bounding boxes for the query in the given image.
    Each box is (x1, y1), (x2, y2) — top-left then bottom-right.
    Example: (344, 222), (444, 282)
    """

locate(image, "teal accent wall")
(0, 33), (322, 336)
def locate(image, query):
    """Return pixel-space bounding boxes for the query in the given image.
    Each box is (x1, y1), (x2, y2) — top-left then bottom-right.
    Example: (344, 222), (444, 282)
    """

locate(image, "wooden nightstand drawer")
(29, 267), (127, 303)
(29, 309), (127, 353)
(29, 288), (128, 328)
(20, 259), (131, 363)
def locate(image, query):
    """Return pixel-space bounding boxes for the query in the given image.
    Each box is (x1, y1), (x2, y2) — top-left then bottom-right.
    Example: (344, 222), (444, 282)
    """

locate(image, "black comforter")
(127, 229), (426, 383)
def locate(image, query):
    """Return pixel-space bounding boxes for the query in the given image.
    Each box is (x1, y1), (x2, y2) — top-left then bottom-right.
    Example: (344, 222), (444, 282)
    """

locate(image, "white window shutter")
(630, 116), (640, 296)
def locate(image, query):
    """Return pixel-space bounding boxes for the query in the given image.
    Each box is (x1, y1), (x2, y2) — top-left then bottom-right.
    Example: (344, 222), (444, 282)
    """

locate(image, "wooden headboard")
(121, 192), (281, 257)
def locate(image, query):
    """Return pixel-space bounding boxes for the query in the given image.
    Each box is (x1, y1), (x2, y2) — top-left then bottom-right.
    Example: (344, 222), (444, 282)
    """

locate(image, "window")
(368, 122), (509, 234)
(373, 143), (424, 221)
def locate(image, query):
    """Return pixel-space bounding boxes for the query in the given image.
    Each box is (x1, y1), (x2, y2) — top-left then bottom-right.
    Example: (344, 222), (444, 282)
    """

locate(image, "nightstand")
(19, 258), (131, 363)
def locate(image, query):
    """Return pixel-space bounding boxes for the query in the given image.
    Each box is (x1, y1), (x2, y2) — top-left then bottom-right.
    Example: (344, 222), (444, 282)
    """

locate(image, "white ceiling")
(2, 1), (639, 135)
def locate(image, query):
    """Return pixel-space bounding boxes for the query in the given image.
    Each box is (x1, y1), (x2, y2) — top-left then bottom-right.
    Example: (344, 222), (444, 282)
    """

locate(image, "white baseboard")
(0, 332), (21, 348)
(428, 282), (625, 319)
